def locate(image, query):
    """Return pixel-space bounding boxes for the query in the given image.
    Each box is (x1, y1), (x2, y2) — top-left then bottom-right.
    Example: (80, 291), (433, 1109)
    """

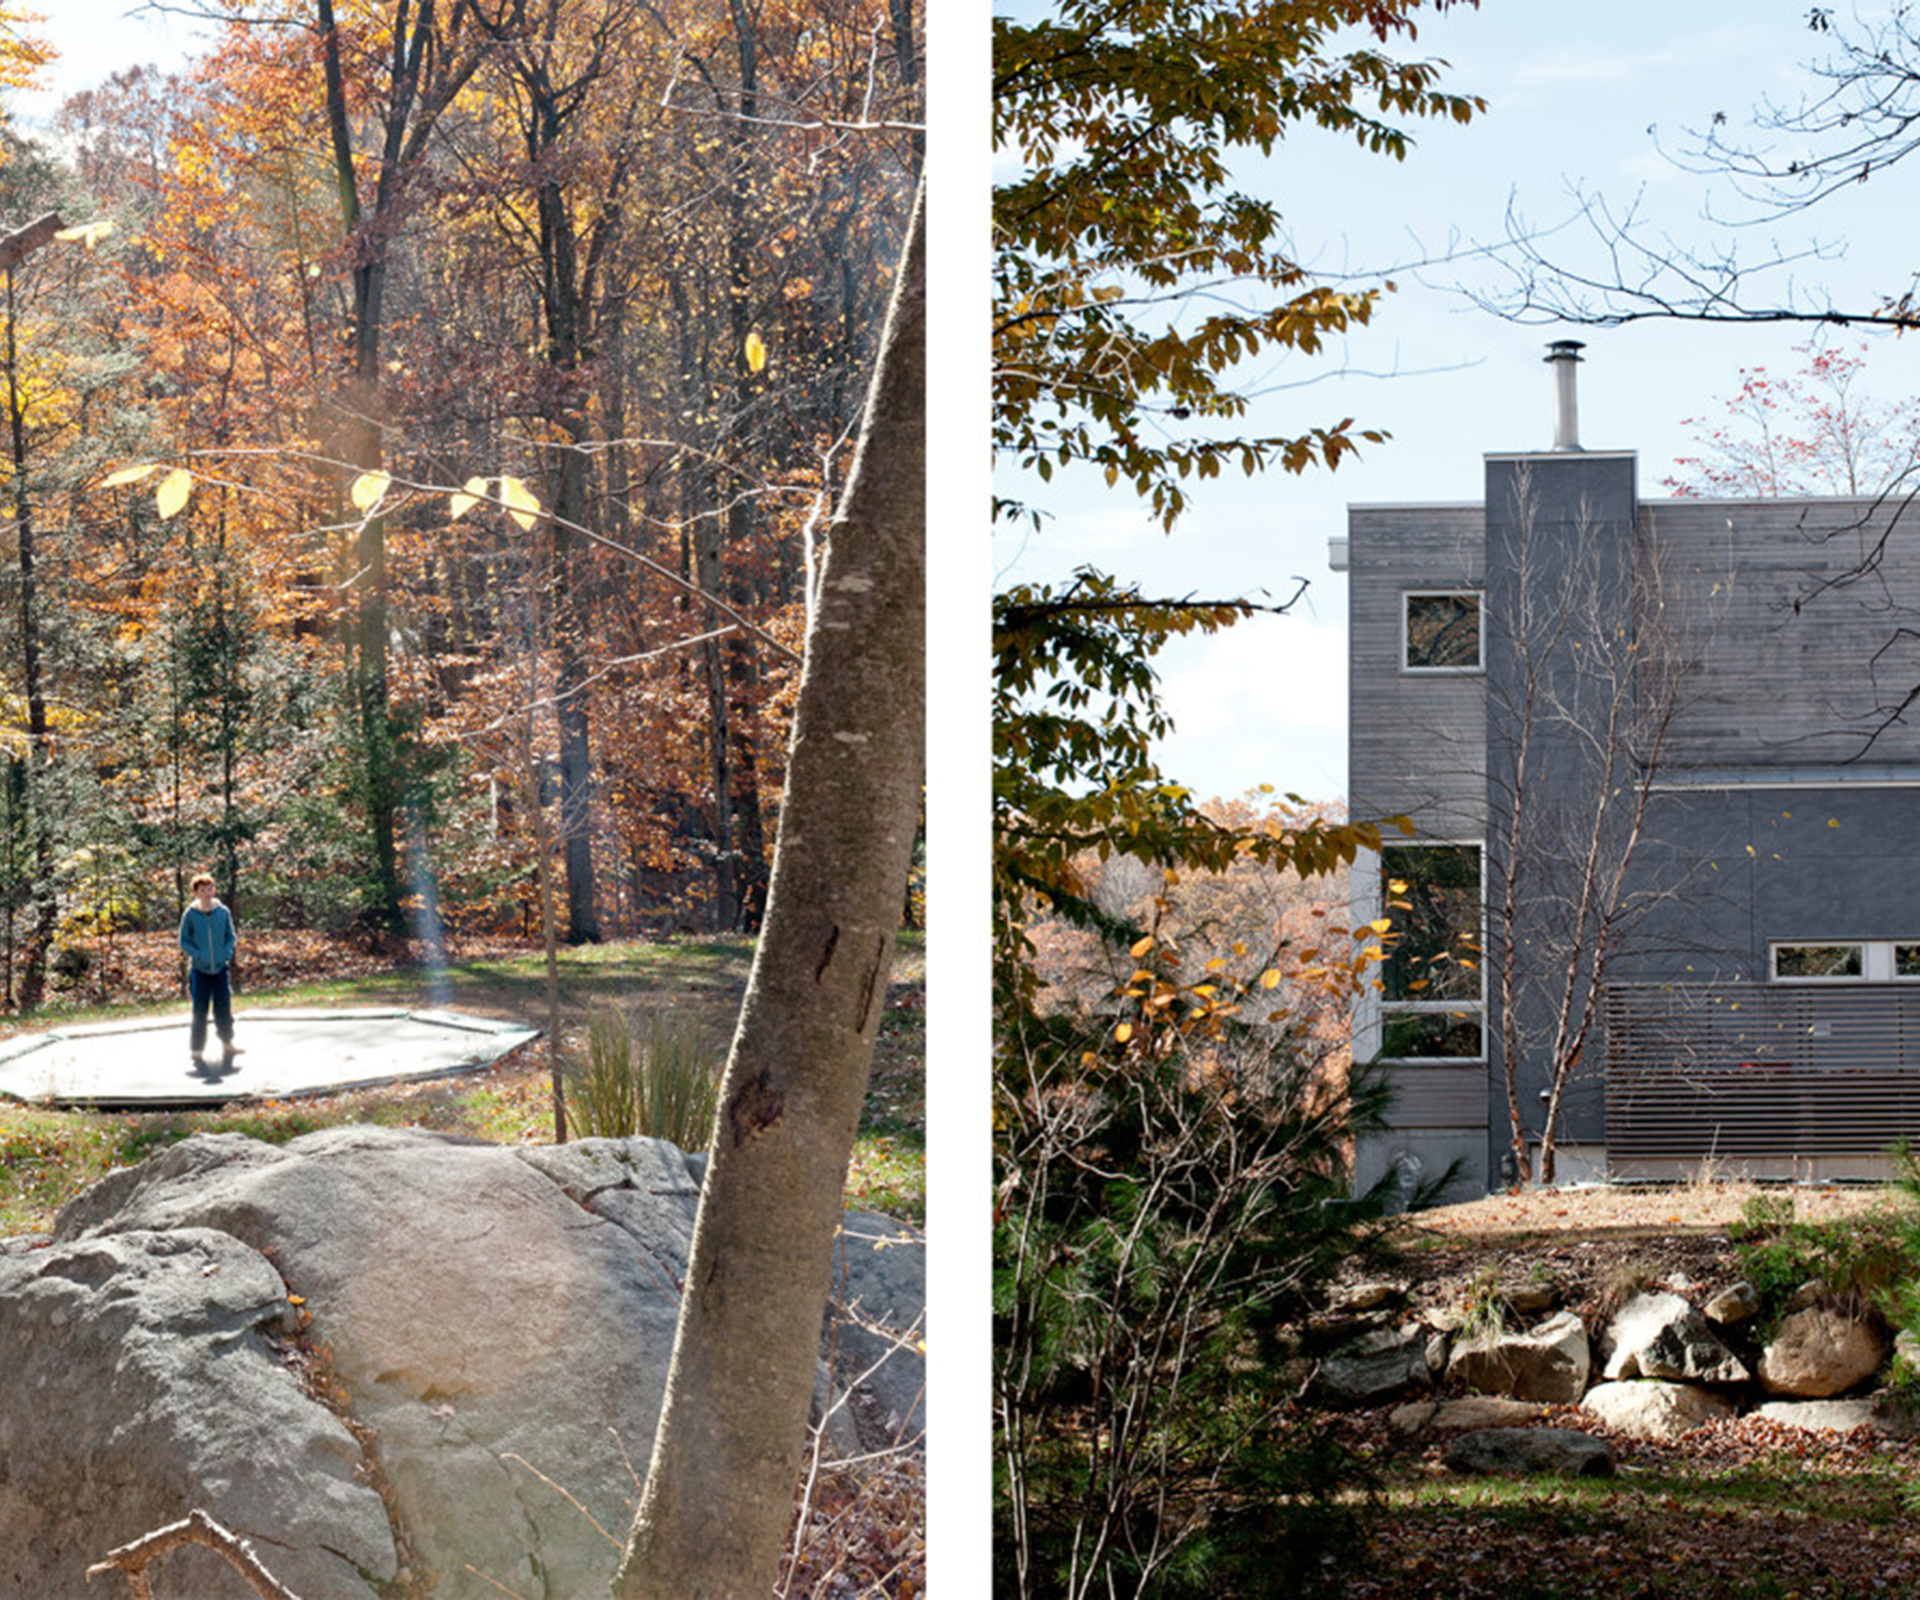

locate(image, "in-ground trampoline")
(0, 1008), (542, 1110)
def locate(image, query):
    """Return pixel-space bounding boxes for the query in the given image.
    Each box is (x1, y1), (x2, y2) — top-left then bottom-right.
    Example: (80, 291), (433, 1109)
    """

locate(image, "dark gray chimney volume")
(1546, 339), (1585, 451)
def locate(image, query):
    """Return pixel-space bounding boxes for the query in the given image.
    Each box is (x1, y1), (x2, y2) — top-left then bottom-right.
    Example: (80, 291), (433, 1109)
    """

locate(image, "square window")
(1381, 1011), (1484, 1061)
(1896, 945), (1920, 978)
(1404, 592), (1481, 671)
(1772, 944), (1864, 980)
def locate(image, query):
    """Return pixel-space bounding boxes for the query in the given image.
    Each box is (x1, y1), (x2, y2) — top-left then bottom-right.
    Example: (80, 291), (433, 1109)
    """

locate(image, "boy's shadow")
(188, 1055), (242, 1086)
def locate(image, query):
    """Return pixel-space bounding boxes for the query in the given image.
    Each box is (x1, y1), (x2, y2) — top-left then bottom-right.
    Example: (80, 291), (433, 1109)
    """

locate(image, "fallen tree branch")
(86, 1509), (305, 1600)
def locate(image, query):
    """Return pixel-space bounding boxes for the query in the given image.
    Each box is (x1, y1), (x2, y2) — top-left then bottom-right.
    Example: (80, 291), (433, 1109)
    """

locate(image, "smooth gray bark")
(611, 179), (924, 1599)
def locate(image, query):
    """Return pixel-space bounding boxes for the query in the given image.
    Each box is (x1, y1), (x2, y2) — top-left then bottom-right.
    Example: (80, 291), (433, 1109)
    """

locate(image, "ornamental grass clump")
(568, 1009), (722, 1153)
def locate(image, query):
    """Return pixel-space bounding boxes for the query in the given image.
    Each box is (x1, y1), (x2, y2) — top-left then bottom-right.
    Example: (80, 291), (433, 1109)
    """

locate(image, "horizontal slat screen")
(1605, 984), (1920, 1165)
(1380, 1065), (1486, 1130)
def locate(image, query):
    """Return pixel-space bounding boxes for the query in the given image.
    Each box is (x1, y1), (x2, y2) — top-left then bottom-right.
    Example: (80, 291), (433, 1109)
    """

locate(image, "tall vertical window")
(1379, 843), (1484, 1060)
(1403, 591), (1482, 671)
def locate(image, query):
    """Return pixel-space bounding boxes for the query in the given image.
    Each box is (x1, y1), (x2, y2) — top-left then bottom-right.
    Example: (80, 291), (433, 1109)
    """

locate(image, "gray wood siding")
(1641, 498), (1920, 767)
(1347, 505), (1487, 831)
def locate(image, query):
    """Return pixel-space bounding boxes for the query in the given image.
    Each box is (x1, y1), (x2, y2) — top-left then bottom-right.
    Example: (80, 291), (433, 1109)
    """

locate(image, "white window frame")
(1768, 940), (1920, 982)
(1401, 590), (1484, 674)
(1375, 839), (1487, 1064)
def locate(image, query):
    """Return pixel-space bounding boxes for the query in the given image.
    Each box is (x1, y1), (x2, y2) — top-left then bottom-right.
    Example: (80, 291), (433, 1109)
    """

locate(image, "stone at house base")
(1705, 1280), (1761, 1326)
(1329, 1280), (1404, 1315)
(1317, 1323), (1435, 1403)
(1758, 1305), (1890, 1398)
(1442, 1427), (1616, 1478)
(1751, 1399), (1885, 1434)
(1581, 1380), (1735, 1440)
(1448, 1310), (1591, 1404)
(1505, 1282), (1558, 1316)
(1389, 1396), (1549, 1436)
(1600, 1291), (1748, 1384)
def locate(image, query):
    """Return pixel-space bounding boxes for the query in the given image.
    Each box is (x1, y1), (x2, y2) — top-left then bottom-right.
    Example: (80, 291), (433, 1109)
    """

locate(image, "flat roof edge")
(1483, 450), (1639, 463)
(1349, 494), (1905, 514)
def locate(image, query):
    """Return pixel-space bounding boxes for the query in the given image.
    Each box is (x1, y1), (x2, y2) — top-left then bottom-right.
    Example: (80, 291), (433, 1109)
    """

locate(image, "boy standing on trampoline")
(178, 872), (240, 1065)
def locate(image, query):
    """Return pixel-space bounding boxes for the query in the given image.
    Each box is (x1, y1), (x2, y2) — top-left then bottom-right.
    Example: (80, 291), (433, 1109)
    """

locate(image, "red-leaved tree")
(1663, 342), (1920, 498)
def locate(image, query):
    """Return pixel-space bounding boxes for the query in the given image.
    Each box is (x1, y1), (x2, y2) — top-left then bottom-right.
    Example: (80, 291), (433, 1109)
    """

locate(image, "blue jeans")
(189, 966), (233, 1055)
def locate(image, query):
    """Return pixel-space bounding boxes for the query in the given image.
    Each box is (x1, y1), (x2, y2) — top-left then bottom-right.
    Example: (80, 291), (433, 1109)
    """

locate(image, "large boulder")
(1757, 1304), (1889, 1398)
(826, 1211), (927, 1445)
(1442, 1427), (1615, 1478)
(1448, 1310), (1591, 1403)
(1600, 1291), (1748, 1384)
(1581, 1380), (1734, 1440)
(9, 1126), (924, 1599)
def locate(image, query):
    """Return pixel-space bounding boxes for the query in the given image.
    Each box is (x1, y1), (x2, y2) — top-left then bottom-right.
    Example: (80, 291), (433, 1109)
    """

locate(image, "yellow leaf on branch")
(499, 475), (542, 532)
(450, 476), (488, 520)
(349, 469), (391, 512)
(54, 219), (114, 250)
(99, 462), (160, 489)
(154, 468), (194, 521)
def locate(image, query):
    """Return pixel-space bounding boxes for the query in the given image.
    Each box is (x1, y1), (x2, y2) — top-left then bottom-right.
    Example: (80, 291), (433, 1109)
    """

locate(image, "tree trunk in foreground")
(611, 179), (924, 1600)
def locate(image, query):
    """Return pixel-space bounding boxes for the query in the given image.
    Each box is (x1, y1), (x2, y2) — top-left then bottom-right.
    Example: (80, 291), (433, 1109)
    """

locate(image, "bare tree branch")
(87, 1509), (305, 1600)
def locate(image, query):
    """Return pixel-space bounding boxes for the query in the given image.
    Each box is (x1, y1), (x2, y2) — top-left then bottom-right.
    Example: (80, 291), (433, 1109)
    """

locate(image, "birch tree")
(1477, 472), (1725, 1183)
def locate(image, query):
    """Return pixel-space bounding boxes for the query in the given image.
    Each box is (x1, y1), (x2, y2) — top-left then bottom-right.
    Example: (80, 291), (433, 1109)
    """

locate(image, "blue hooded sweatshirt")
(178, 900), (237, 975)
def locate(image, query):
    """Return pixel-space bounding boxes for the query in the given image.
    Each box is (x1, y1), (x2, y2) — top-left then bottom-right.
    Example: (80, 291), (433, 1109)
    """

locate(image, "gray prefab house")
(1339, 344), (1920, 1199)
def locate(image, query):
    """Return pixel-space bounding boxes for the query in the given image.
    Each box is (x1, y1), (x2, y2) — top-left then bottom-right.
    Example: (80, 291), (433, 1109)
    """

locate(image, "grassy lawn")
(0, 932), (926, 1237)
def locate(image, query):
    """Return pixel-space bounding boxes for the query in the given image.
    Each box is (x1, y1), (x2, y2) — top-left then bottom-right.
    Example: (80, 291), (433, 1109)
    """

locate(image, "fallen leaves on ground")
(1332, 1403), (1920, 1598)
(781, 1454), (925, 1599)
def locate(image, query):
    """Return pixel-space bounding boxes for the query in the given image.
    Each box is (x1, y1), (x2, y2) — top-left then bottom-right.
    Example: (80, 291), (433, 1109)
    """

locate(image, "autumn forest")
(0, 0), (921, 1006)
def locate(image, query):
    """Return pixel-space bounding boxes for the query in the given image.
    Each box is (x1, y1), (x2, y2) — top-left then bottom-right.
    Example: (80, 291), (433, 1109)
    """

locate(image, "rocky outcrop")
(1, 1127), (925, 1600)
(1600, 1291), (1748, 1384)
(0, 1228), (394, 1599)
(1442, 1427), (1615, 1477)
(1581, 1380), (1735, 1439)
(1448, 1310), (1591, 1404)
